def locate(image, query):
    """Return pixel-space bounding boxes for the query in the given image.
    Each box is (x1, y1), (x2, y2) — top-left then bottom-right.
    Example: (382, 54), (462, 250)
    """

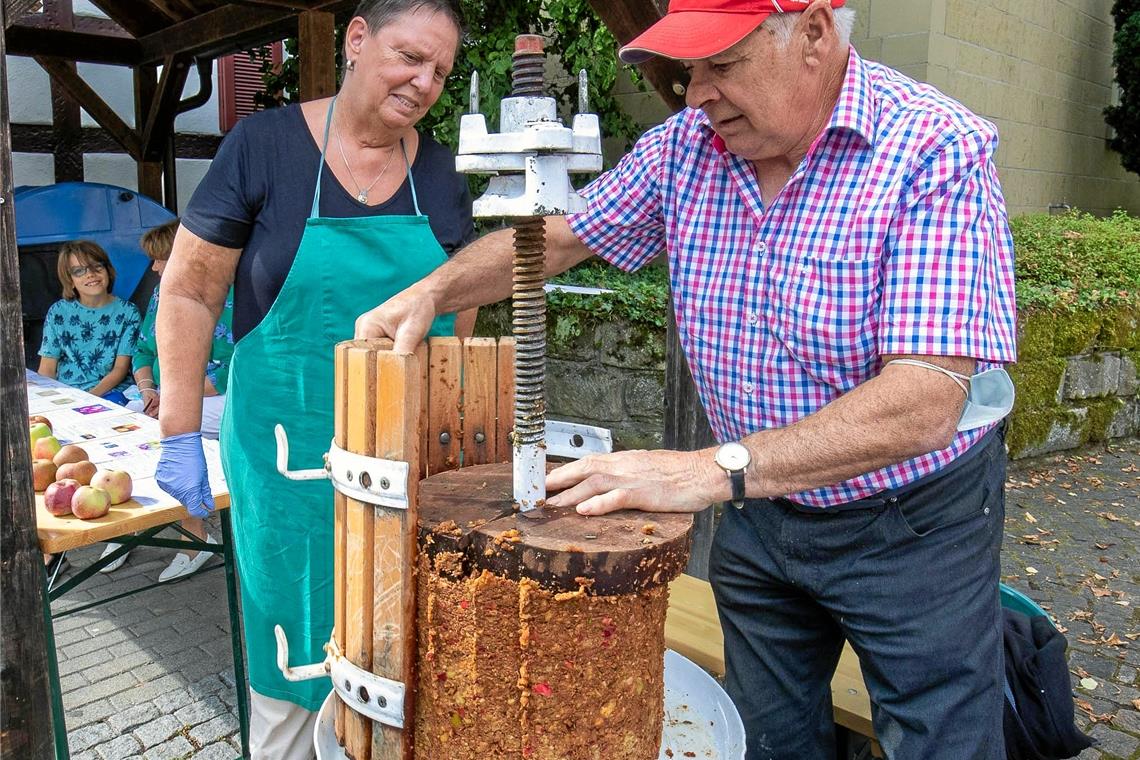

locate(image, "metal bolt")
(377, 695), (388, 709)
(474, 431), (486, 444)
(380, 477), (390, 490)
(439, 431), (451, 446)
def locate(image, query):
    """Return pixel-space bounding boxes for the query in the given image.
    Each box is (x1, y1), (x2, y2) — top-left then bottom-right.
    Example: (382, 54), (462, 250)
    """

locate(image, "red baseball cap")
(619, 0), (846, 64)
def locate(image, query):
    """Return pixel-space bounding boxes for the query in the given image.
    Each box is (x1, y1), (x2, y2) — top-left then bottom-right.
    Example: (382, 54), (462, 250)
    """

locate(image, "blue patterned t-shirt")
(39, 297), (141, 393)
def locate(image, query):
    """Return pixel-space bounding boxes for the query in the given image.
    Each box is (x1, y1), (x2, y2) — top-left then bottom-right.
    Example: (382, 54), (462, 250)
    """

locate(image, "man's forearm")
(425, 216), (594, 313)
(157, 294), (215, 436)
(739, 356), (973, 499)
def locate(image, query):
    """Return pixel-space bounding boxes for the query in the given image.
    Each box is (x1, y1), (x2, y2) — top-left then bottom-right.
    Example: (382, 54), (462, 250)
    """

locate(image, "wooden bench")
(665, 573), (883, 757)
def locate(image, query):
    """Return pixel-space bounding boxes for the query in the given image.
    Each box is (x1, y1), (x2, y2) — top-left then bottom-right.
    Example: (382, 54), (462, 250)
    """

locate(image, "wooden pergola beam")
(5, 24), (140, 64)
(586, 0), (688, 114)
(85, 0), (174, 37)
(140, 53), (191, 161)
(137, 0), (354, 65)
(4, 0), (42, 27)
(33, 55), (141, 159)
(298, 9), (336, 102)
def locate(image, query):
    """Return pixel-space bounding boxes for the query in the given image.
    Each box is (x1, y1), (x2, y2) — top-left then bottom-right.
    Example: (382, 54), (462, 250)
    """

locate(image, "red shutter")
(218, 43), (282, 132)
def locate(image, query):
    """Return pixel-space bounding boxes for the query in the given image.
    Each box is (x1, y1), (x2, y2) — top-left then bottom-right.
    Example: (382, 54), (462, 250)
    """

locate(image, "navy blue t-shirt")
(182, 104), (474, 341)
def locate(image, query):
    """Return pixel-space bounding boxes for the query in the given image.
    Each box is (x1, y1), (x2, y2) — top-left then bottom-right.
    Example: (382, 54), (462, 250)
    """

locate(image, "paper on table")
(25, 370), (228, 511)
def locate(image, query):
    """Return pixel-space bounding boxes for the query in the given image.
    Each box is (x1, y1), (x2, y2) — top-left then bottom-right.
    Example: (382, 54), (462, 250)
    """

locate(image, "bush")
(1011, 210), (1140, 311)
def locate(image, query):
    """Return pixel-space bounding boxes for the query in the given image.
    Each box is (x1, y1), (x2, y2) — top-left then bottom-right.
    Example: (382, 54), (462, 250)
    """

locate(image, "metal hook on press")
(274, 423), (330, 481)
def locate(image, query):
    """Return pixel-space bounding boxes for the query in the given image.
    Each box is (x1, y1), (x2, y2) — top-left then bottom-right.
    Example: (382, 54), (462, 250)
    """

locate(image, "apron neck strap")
(311, 95), (425, 219)
(401, 139), (423, 217)
(311, 96), (337, 219)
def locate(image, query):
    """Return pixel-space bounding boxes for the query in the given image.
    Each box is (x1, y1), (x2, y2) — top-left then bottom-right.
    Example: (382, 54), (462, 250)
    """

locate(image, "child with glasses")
(38, 240), (141, 405)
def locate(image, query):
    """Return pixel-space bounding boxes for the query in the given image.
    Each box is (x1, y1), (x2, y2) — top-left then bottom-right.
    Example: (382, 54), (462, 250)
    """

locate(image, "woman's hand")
(142, 389), (160, 418)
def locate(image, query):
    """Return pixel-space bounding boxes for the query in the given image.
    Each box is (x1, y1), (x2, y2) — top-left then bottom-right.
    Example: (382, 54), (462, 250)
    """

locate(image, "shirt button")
(748, 311), (759, 326)
(757, 242), (768, 253)
(742, 382), (755, 394)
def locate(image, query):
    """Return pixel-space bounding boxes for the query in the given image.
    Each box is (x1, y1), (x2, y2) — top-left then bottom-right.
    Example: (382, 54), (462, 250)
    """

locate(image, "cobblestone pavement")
(1003, 437), (1140, 760)
(51, 439), (1139, 760)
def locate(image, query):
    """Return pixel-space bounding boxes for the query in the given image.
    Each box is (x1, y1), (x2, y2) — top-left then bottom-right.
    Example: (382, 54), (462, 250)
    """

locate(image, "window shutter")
(218, 43), (282, 132)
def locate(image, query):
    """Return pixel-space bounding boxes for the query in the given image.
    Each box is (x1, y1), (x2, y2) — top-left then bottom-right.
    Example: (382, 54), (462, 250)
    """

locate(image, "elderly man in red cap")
(357, 1), (1017, 757)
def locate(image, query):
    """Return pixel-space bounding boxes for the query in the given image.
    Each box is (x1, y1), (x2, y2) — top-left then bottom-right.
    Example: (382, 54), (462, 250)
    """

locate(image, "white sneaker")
(99, 543), (130, 573)
(158, 534), (218, 582)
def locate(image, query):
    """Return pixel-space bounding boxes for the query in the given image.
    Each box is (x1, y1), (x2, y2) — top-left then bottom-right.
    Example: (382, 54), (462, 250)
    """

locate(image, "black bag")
(1003, 609), (1094, 760)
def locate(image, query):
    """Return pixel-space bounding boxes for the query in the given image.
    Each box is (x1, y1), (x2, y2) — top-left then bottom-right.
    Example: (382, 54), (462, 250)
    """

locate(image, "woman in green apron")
(151, 2), (472, 757)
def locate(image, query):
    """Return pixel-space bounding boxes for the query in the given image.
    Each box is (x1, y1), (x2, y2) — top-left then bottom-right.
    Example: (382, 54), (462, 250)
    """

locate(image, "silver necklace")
(335, 125), (397, 203)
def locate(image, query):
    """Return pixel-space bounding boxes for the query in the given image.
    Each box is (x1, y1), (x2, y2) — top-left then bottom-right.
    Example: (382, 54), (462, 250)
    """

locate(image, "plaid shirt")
(567, 48), (1017, 507)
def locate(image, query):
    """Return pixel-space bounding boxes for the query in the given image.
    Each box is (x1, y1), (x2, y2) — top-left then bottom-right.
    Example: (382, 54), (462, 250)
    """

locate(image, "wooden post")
(0, 2), (56, 754)
(134, 65), (164, 204)
(663, 303), (717, 579)
(298, 10), (336, 103)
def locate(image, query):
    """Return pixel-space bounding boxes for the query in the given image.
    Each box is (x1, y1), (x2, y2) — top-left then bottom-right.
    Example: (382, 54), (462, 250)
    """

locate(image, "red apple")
(44, 479), (80, 516)
(71, 486), (111, 520)
(32, 459), (58, 491)
(56, 460), (96, 486)
(29, 415), (52, 431)
(90, 470), (132, 505)
(54, 444), (89, 466)
(32, 435), (62, 461)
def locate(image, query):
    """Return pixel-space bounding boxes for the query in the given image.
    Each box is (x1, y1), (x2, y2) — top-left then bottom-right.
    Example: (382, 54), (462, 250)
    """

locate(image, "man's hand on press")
(544, 448), (728, 516)
(354, 286), (438, 353)
(156, 431), (215, 518)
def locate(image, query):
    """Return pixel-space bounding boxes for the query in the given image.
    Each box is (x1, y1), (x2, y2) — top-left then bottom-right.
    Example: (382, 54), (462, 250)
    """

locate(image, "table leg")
(43, 564), (70, 760)
(221, 510), (251, 758)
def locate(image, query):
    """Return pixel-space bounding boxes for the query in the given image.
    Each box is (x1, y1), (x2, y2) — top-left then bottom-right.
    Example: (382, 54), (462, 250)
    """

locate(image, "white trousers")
(250, 689), (318, 760)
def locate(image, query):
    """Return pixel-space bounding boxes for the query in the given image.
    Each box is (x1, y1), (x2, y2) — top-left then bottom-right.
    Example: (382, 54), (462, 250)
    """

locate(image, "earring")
(346, 59), (356, 71)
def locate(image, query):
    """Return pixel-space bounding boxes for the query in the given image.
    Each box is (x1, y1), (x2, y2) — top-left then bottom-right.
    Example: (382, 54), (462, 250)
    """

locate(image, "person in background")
(151, 1), (475, 755)
(355, 0), (1018, 757)
(38, 240), (140, 406)
(99, 218), (236, 580)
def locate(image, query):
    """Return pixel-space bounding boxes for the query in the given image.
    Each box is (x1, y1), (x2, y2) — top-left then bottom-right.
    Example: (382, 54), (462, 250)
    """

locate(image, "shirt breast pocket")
(768, 250), (880, 389)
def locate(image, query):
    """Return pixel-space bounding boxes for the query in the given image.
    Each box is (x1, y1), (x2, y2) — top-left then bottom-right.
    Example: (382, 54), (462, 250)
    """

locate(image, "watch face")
(716, 442), (750, 471)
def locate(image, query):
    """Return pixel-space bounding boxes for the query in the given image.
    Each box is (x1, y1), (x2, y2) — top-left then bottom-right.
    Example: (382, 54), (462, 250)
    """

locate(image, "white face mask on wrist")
(887, 359), (1015, 432)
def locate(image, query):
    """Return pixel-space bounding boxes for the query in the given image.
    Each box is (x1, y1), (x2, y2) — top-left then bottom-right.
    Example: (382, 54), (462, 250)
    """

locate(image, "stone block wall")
(1007, 305), (1140, 458)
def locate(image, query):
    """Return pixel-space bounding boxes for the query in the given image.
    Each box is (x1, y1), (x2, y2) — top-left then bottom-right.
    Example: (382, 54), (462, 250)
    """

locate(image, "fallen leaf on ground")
(1024, 511), (1037, 524)
(1096, 512), (1121, 522)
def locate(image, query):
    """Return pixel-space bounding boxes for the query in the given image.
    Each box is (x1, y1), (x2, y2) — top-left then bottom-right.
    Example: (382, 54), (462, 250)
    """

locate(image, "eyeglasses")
(69, 263), (106, 278)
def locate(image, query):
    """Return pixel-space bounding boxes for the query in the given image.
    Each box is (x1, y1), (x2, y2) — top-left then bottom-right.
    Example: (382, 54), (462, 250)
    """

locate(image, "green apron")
(219, 98), (455, 709)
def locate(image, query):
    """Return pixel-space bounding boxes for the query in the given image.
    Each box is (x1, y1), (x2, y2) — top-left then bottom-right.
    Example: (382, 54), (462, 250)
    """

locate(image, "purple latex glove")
(157, 431), (215, 518)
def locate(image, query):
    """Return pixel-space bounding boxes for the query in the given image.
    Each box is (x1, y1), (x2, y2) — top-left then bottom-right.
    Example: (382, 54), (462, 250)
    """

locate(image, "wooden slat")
(369, 349), (421, 760)
(424, 337), (461, 476)
(343, 343), (375, 758)
(664, 573), (878, 748)
(494, 337), (515, 463)
(460, 338), (497, 466)
(332, 341), (348, 746)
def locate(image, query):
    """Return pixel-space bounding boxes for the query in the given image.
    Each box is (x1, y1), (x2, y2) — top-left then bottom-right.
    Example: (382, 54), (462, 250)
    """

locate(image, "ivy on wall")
(1106, 0), (1140, 176)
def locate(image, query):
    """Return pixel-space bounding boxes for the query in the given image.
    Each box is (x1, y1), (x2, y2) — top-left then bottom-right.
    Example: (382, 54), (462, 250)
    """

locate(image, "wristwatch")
(714, 442), (751, 509)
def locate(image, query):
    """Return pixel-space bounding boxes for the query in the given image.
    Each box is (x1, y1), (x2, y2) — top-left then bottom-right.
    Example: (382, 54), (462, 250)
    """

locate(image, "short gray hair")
(353, 0), (465, 37)
(762, 6), (855, 47)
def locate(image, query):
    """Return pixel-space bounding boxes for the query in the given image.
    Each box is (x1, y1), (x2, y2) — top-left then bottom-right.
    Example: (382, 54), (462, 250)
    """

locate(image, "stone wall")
(479, 303), (1140, 460)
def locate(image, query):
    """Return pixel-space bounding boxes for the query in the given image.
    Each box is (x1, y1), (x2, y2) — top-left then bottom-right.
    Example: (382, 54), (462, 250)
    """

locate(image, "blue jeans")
(709, 430), (1006, 760)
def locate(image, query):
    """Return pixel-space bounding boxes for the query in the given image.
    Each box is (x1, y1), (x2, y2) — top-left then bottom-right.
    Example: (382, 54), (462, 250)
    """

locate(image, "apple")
(44, 479), (80, 516)
(56, 460), (96, 486)
(32, 435), (62, 461)
(29, 423), (53, 452)
(54, 444), (88, 466)
(71, 486), (111, 520)
(32, 459), (58, 491)
(90, 470), (132, 505)
(29, 415), (52, 431)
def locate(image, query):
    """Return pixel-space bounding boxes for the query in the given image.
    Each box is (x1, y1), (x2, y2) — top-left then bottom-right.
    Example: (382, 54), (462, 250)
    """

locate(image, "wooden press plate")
(417, 462), (693, 595)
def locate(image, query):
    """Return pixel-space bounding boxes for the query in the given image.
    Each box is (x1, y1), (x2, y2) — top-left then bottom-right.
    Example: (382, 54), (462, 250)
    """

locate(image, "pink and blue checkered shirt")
(568, 48), (1018, 507)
